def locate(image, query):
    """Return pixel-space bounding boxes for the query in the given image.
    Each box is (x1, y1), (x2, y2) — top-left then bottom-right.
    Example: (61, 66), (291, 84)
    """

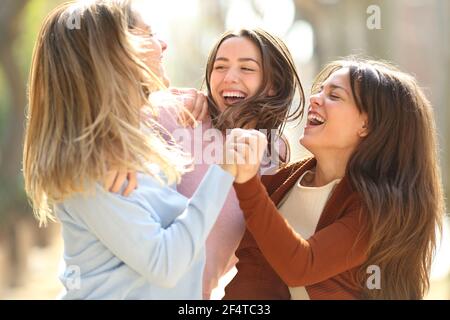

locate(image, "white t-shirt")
(277, 170), (341, 300)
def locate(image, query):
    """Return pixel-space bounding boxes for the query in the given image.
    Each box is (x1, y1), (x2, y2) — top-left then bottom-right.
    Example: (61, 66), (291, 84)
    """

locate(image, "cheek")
(326, 116), (362, 147)
(210, 74), (224, 97)
(247, 75), (263, 94)
(209, 73), (226, 111)
(143, 40), (157, 55)
(209, 73), (220, 93)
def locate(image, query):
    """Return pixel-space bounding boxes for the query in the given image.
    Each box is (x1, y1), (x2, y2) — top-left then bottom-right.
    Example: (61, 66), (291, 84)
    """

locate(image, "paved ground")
(2, 217), (449, 300)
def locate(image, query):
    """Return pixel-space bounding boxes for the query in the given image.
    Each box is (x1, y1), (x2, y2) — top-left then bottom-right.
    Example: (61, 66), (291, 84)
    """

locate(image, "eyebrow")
(214, 57), (261, 66)
(327, 84), (350, 96)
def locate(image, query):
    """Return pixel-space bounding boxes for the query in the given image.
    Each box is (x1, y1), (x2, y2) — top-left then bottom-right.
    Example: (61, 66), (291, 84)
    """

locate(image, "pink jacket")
(157, 103), (287, 299)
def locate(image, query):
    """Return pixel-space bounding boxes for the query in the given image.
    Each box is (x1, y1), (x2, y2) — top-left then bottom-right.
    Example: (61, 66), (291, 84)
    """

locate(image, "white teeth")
(222, 91), (246, 98)
(308, 113), (326, 124)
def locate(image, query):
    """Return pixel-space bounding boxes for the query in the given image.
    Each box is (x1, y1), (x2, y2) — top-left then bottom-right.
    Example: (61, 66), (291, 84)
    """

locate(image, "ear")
(358, 113), (369, 138)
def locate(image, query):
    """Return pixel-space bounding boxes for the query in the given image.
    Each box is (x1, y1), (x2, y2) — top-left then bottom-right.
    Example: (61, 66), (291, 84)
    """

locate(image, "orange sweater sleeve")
(233, 175), (368, 287)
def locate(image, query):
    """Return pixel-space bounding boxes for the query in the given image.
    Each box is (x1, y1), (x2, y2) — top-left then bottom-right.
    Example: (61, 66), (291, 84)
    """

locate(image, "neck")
(311, 150), (351, 187)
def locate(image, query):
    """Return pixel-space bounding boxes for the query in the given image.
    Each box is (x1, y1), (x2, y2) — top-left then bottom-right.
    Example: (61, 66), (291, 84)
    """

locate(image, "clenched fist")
(220, 128), (267, 183)
(169, 88), (209, 127)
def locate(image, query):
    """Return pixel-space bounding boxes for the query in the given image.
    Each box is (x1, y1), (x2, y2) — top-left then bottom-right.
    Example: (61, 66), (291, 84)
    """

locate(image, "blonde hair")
(24, 0), (189, 226)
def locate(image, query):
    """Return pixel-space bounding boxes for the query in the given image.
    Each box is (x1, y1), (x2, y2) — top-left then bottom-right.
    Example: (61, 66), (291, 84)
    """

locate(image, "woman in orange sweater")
(224, 57), (445, 299)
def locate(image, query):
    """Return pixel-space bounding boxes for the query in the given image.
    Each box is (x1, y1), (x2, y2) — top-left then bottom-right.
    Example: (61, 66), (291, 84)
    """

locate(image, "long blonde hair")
(312, 58), (445, 299)
(24, 0), (189, 226)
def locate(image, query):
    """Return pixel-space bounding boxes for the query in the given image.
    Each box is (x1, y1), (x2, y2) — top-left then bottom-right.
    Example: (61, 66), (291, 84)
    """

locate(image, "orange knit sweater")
(224, 158), (370, 300)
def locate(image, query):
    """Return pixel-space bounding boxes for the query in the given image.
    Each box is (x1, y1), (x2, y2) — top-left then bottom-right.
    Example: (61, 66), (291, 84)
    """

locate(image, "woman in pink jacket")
(157, 28), (305, 299)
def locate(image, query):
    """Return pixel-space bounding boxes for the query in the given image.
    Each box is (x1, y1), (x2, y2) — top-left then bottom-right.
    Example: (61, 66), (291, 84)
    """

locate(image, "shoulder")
(324, 177), (368, 230)
(61, 173), (169, 213)
(266, 157), (313, 180)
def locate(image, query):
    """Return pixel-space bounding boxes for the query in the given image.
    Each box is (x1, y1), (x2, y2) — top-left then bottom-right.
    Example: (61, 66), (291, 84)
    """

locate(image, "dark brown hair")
(312, 57), (445, 299)
(204, 28), (305, 157)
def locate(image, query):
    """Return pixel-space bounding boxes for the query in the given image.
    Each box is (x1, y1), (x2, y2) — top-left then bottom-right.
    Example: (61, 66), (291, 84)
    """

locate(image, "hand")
(103, 168), (137, 196)
(169, 88), (209, 127)
(220, 131), (238, 178)
(220, 129), (267, 183)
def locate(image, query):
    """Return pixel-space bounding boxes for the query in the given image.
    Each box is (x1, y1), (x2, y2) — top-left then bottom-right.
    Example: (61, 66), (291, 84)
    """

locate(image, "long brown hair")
(312, 57), (445, 299)
(23, 0), (189, 225)
(204, 28), (305, 154)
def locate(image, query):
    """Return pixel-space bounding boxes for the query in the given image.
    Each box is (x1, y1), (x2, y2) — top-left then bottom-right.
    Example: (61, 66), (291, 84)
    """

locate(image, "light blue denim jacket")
(54, 165), (234, 299)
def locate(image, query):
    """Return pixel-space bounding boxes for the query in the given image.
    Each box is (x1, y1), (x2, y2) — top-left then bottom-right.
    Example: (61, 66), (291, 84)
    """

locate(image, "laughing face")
(300, 67), (368, 155)
(131, 11), (170, 87)
(209, 36), (263, 113)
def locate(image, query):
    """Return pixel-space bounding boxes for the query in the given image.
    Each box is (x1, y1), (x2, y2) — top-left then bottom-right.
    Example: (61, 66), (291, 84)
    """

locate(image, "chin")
(299, 135), (308, 147)
(299, 136), (315, 153)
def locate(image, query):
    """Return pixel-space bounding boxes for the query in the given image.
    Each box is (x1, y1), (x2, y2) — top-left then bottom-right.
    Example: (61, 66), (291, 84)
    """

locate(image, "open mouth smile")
(222, 90), (247, 106)
(307, 112), (326, 126)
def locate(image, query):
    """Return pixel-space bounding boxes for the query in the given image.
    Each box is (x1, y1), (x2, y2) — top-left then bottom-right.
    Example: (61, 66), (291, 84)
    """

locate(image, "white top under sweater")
(277, 170), (341, 300)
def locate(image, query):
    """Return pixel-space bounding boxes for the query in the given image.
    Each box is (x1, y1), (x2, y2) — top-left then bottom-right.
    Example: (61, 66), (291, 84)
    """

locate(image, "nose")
(159, 39), (167, 52)
(309, 92), (322, 107)
(223, 68), (239, 84)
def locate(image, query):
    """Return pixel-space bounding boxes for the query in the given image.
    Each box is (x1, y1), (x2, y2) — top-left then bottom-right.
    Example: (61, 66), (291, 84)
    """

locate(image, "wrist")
(219, 163), (237, 178)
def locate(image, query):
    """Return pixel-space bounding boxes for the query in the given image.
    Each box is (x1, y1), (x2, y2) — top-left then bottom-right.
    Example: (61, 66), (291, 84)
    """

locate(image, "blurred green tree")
(0, 0), (64, 287)
(0, 0), (30, 222)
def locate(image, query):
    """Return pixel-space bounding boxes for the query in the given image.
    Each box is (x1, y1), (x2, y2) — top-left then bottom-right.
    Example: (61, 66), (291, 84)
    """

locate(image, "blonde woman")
(23, 0), (265, 299)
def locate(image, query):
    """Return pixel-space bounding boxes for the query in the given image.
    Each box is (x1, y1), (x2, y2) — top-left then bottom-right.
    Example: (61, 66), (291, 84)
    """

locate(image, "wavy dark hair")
(204, 28), (305, 157)
(312, 57), (445, 299)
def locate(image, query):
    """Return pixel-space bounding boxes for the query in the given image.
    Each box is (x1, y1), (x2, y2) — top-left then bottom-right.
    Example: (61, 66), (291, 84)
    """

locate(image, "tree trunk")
(0, 47), (27, 181)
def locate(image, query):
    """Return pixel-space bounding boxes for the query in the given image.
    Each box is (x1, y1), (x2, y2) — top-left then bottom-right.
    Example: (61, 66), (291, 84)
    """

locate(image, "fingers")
(231, 148), (246, 166)
(226, 129), (268, 165)
(187, 90), (202, 121)
(103, 168), (137, 197)
(169, 87), (185, 95)
(170, 88), (207, 127)
(122, 172), (138, 196)
(223, 129), (268, 183)
(225, 142), (250, 165)
(224, 139), (257, 184)
(197, 92), (209, 121)
(110, 170), (128, 193)
(104, 170), (118, 190)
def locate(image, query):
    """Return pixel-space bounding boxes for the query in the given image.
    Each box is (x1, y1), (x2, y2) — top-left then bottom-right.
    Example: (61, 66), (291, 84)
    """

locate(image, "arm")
(202, 191), (245, 299)
(233, 175), (368, 287)
(64, 165), (234, 288)
(224, 161), (310, 299)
